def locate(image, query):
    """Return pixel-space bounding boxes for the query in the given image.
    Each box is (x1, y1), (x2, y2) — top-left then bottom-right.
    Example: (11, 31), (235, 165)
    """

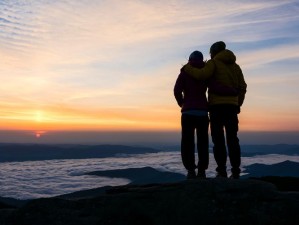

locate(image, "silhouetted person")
(174, 51), (209, 179)
(183, 42), (247, 179)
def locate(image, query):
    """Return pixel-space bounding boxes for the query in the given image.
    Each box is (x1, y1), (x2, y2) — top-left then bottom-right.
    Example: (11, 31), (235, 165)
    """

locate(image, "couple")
(174, 41), (247, 179)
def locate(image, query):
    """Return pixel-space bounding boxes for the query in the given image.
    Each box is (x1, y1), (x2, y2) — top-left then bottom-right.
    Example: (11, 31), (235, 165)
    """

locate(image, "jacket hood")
(214, 49), (236, 64)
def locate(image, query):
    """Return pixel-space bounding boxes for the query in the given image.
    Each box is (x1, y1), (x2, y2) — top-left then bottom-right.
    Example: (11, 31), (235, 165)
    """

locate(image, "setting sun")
(35, 131), (46, 138)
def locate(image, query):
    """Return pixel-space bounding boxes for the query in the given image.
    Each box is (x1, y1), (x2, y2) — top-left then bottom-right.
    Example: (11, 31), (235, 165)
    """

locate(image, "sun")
(34, 131), (46, 138)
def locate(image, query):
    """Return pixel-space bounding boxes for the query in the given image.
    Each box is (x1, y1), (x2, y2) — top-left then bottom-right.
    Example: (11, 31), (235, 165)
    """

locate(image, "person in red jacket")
(174, 51), (209, 179)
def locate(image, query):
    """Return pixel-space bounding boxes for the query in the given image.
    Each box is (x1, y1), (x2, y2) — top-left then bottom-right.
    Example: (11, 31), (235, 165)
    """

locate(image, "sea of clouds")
(0, 152), (299, 200)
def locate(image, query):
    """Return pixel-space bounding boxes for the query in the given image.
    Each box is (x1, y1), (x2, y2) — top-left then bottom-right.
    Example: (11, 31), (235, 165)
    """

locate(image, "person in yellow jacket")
(183, 41), (247, 179)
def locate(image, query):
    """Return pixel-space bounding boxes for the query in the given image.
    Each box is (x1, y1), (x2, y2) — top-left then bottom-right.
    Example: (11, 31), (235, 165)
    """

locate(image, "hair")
(188, 50), (203, 61)
(210, 41), (226, 58)
(188, 50), (204, 68)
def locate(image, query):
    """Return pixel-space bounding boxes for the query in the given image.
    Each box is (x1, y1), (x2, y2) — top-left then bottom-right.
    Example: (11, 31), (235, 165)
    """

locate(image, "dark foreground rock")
(1, 178), (299, 225)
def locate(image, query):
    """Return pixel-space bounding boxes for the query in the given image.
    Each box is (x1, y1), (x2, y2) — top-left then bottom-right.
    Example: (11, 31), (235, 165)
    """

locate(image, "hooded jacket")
(184, 49), (247, 106)
(174, 65), (208, 112)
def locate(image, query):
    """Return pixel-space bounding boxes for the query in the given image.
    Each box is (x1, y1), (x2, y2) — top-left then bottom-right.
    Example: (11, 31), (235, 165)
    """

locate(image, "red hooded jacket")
(174, 63), (208, 112)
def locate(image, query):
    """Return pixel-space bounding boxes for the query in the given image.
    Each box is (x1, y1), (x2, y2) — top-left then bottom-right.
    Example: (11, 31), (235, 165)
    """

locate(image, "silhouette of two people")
(174, 41), (247, 179)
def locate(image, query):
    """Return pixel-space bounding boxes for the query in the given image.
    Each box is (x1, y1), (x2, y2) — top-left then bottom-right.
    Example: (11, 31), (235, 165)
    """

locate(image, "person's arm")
(173, 72), (184, 107)
(183, 60), (215, 80)
(236, 65), (247, 106)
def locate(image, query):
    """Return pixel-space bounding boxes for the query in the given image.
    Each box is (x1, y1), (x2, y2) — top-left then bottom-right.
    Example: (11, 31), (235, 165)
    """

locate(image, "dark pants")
(209, 105), (241, 175)
(181, 114), (209, 172)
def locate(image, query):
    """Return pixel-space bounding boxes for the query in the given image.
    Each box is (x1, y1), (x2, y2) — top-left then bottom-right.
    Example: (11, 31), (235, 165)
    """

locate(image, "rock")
(2, 178), (299, 225)
(250, 176), (299, 192)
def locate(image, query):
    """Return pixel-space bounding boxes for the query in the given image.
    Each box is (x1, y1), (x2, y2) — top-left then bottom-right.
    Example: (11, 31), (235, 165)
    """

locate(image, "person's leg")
(181, 114), (196, 178)
(210, 108), (227, 177)
(195, 115), (209, 177)
(225, 108), (241, 178)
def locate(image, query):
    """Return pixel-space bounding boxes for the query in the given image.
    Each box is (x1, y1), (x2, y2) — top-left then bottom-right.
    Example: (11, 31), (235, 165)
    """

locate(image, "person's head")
(210, 41), (226, 59)
(188, 50), (204, 67)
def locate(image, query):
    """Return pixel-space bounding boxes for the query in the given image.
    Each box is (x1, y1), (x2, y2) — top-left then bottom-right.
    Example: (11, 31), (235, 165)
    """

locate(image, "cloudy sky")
(1, 0), (299, 140)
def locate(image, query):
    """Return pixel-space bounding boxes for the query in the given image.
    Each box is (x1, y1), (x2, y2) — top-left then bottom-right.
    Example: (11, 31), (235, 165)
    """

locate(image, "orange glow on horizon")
(0, 105), (297, 132)
(0, 106), (181, 131)
(239, 110), (299, 132)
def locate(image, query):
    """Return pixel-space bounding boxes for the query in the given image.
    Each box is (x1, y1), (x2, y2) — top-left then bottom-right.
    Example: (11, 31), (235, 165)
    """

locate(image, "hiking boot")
(229, 173), (240, 179)
(216, 171), (228, 178)
(187, 170), (196, 179)
(197, 170), (206, 179)
(231, 168), (241, 179)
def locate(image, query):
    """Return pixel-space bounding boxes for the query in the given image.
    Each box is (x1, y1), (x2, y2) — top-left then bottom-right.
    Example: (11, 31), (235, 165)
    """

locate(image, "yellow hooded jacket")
(184, 49), (247, 107)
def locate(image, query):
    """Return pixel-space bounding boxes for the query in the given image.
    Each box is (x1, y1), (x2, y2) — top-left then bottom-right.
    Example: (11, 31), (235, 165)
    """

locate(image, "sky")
(0, 0), (299, 143)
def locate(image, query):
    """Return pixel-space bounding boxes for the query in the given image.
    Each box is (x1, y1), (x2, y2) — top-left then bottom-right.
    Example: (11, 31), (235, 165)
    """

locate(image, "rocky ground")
(0, 177), (299, 225)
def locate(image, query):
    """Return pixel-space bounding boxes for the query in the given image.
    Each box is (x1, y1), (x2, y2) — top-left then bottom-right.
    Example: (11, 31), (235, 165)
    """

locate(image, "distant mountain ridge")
(0, 143), (298, 162)
(0, 144), (159, 162)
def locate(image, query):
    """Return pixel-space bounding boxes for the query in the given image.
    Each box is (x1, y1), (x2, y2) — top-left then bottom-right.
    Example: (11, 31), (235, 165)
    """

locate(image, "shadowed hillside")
(243, 160), (299, 178)
(0, 178), (298, 225)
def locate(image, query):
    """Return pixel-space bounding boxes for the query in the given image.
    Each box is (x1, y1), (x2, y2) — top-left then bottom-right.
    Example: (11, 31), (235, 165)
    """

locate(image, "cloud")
(0, 0), (299, 132)
(239, 43), (299, 69)
(1, 0), (298, 68)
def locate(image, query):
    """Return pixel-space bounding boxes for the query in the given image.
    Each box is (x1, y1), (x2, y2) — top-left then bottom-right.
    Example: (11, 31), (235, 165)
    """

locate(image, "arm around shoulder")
(183, 60), (215, 80)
